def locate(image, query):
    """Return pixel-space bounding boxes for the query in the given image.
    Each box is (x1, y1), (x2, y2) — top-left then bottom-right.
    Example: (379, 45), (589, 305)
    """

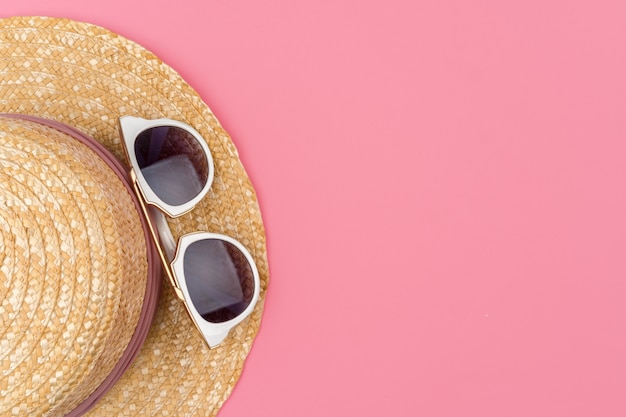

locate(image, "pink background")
(3, 1), (626, 416)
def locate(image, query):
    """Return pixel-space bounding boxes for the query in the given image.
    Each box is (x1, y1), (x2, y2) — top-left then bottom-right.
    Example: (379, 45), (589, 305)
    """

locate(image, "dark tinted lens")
(183, 239), (255, 323)
(134, 126), (209, 206)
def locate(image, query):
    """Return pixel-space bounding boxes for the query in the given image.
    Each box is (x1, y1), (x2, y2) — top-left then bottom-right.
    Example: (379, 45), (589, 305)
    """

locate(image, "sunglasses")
(119, 116), (260, 349)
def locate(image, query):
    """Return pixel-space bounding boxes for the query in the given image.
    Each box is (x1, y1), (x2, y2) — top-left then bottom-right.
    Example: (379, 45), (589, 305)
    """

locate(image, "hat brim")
(0, 16), (268, 417)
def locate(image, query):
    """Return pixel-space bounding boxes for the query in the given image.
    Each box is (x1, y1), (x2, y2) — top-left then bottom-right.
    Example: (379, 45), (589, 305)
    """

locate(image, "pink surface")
(3, 1), (626, 416)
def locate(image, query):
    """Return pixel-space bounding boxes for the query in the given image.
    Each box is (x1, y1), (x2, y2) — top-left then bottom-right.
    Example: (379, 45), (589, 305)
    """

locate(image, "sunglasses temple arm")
(149, 207), (177, 259)
(130, 170), (184, 300)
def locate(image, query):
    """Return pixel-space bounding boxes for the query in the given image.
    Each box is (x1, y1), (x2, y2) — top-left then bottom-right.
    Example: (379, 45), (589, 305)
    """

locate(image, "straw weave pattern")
(0, 16), (268, 417)
(0, 118), (148, 416)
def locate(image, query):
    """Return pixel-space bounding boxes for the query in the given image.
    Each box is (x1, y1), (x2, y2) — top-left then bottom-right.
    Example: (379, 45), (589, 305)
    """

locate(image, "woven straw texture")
(0, 16), (268, 417)
(0, 116), (150, 416)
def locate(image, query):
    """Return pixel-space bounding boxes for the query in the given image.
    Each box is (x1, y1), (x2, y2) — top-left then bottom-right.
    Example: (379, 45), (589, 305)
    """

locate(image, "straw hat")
(0, 16), (268, 417)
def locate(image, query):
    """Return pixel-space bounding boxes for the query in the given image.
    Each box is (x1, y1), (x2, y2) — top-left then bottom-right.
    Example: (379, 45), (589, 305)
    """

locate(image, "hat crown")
(0, 116), (151, 416)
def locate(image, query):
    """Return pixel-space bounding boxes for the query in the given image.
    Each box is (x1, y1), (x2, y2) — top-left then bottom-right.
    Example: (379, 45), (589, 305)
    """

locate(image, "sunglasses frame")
(172, 231), (261, 347)
(120, 116), (260, 349)
(119, 115), (215, 217)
